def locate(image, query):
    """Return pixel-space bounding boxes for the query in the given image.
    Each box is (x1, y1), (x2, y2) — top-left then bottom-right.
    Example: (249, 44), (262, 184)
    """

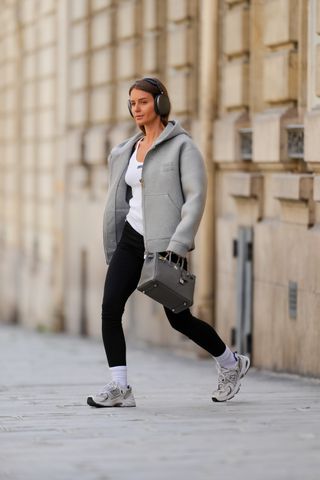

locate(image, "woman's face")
(129, 88), (158, 127)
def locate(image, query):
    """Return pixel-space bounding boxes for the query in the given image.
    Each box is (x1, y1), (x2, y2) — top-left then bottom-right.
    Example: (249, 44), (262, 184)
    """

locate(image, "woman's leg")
(162, 255), (250, 402)
(161, 253), (226, 357)
(164, 306), (226, 357)
(102, 222), (144, 367)
(87, 223), (144, 407)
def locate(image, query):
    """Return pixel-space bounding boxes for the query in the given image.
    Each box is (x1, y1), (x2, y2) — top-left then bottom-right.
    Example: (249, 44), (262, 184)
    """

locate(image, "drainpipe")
(196, 0), (219, 336)
(54, 0), (69, 331)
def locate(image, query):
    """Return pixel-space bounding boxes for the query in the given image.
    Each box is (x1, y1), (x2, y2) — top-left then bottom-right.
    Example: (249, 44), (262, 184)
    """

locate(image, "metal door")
(235, 227), (253, 356)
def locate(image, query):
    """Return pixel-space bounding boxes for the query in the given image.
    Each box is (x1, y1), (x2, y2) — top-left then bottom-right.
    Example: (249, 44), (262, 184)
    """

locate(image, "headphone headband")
(142, 77), (164, 95)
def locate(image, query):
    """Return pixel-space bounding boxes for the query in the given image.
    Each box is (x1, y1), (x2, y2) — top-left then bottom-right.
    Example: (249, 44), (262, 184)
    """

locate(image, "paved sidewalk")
(1, 324), (320, 480)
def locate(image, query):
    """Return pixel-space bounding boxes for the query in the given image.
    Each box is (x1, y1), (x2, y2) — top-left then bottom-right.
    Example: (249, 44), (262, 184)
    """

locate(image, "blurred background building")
(0, 0), (320, 376)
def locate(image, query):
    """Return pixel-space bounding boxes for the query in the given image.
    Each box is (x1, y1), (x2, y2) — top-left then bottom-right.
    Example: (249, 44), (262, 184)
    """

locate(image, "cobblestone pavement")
(1, 324), (320, 480)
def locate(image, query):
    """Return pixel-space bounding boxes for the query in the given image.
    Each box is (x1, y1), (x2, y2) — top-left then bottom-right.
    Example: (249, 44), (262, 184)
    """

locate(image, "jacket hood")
(113, 120), (189, 155)
(153, 120), (190, 145)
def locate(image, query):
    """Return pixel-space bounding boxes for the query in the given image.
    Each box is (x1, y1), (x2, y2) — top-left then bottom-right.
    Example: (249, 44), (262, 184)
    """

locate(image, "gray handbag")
(137, 252), (196, 313)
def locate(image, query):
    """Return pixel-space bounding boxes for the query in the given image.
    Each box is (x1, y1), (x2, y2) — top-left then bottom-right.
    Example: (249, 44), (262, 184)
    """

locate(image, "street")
(1, 324), (320, 480)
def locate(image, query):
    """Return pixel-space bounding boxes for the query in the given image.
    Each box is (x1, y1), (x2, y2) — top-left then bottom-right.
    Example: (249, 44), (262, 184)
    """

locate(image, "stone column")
(196, 0), (219, 333)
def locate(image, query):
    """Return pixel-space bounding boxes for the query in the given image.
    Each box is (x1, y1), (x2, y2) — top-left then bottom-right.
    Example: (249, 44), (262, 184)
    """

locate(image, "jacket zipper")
(140, 146), (155, 256)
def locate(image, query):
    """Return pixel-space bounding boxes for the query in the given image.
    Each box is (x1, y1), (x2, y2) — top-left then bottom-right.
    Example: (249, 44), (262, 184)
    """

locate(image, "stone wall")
(214, 0), (320, 376)
(0, 0), (60, 330)
(0, 0), (202, 357)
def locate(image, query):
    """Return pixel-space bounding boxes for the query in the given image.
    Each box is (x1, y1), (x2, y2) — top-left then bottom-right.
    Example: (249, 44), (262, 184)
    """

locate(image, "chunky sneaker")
(212, 354), (250, 402)
(87, 381), (136, 408)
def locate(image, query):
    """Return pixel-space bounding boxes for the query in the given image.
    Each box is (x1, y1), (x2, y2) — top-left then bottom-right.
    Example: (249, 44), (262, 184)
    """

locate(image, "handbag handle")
(164, 251), (191, 284)
(164, 251), (184, 268)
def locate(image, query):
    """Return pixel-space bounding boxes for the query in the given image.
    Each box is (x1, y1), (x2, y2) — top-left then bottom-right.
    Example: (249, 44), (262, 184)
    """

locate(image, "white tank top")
(125, 139), (144, 235)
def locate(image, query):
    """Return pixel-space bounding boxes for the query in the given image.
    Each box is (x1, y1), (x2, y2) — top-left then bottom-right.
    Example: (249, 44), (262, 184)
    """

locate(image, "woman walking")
(87, 77), (250, 408)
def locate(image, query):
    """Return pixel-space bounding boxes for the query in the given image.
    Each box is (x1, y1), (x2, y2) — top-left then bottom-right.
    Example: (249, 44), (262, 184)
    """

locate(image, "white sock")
(109, 366), (128, 388)
(215, 347), (238, 369)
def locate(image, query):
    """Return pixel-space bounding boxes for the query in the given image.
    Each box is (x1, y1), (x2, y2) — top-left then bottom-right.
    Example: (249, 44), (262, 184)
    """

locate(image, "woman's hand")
(166, 250), (185, 257)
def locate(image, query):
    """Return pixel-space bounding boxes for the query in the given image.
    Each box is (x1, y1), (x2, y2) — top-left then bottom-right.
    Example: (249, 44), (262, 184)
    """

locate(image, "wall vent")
(288, 281), (298, 320)
(287, 125), (304, 160)
(239, 128), (252, 161)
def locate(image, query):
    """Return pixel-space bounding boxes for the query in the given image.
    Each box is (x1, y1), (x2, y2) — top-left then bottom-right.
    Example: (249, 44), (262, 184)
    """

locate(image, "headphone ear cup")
(128, 99), (133, 117)
(153, 95), (160, 116)
(155, 94), (171, 117)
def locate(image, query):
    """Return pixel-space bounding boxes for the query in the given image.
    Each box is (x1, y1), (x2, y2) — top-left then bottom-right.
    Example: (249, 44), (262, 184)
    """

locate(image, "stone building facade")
(0, 0), (320, 376)
(214, 0), (320, 377)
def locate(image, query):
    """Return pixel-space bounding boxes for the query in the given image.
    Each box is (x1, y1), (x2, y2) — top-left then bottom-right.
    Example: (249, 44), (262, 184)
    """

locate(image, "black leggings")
(102, 221), (226, 367)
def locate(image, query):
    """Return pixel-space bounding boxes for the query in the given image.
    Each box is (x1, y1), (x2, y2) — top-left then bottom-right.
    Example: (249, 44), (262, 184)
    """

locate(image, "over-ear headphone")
(128, 77), (171, 118)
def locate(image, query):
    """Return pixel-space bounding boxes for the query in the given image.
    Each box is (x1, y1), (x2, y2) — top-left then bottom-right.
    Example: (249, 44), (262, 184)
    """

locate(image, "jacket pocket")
(161, 162), (175, 172)
(144, 193), (181, 240)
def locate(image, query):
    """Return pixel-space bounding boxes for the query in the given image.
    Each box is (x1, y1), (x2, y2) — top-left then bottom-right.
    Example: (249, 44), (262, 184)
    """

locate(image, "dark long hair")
(128, 77), (171, 133)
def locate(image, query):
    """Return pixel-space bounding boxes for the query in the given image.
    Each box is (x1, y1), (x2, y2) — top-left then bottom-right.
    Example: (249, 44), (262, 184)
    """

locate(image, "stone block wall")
(0, 0), (202, 358)
(0, 0), (59, 330)
(214, 0), (320, 376)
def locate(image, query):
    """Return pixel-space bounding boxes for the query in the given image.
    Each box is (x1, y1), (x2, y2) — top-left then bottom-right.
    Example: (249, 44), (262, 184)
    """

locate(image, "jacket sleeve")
(107, 151), (114, 190)
(166, 142), (207, 257)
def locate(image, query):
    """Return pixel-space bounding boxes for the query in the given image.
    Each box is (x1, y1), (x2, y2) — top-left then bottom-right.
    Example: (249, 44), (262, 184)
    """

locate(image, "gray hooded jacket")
(103, 120), (207, 264)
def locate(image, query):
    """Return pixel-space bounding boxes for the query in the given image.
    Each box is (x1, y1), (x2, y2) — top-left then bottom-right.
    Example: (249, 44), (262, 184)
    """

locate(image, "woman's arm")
(166, 142), (207, 257)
